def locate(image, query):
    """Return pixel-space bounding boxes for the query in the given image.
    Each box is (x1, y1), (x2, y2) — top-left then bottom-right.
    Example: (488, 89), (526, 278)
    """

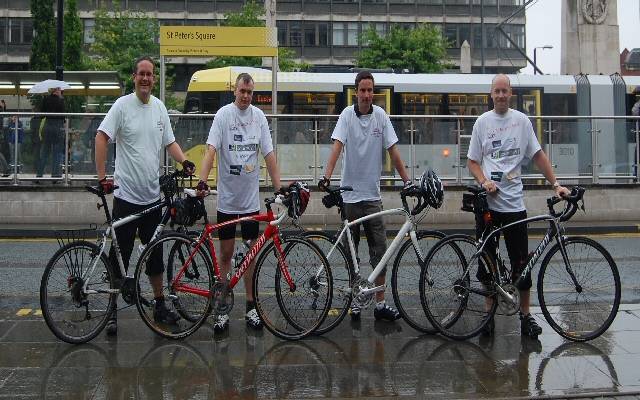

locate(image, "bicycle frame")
(170, 198), (296, 297)
(81, 189), (175, 295)
(330, 206), (426, 298)
(471, 212), (576, 303)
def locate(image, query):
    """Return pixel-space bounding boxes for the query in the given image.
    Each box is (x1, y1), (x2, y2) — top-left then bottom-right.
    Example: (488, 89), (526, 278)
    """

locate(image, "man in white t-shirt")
(196, 72), (281, 334)
(95, 56), (195, 336)
(467, 74), (570, 338)
(319, 71), (411, 322)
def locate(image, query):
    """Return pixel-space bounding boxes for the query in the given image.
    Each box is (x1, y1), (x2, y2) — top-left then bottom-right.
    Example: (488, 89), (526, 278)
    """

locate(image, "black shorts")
(216, 211), (260, 241)
(475, 209), (532, 290)
(109, 197), (163, 277)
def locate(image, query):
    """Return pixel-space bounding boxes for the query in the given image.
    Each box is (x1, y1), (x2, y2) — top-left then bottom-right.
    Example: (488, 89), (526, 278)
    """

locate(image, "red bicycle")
(133, 183), (333, 340)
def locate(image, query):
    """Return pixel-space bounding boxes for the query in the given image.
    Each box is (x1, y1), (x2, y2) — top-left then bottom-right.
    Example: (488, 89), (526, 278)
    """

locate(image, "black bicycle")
(420, 186), (621, 342)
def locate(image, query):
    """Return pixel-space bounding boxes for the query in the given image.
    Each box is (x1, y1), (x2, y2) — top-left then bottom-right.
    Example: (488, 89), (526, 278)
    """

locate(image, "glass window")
(458, 24), (470, 46)
(22, 19), (33, 44)
(289, 21), (301, 46)
(83, 19), (95, 44)
(444, 24), (457, 47)
(333, 22), (344, 46)
(318, 23), (328, 46)
(9, 19), (20, 44)
(0, 19), (5, 45)
(304, 23), (315, 46)
(347, 22), (358, 46)
(277, 20), (287, 46)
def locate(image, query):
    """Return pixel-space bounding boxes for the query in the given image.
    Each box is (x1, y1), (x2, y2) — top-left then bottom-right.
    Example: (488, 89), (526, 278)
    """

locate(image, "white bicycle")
(305, 170), (445, 334)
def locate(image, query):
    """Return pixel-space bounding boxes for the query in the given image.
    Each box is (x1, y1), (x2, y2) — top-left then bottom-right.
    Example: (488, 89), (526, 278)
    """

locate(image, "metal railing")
(1, 112), (638, 186)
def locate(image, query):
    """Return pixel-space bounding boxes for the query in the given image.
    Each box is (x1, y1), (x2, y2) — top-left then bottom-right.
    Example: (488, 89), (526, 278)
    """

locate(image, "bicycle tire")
(134, 233), (214, 340)
(420, 234), (498, 340)
(391, 230), (445, 334)
(165, 234), (212, 323)
(40, 240), (116, 344)
(253, 236), (332, 340)
(302, 231), (354, 335)
(537, 236), (621, 342)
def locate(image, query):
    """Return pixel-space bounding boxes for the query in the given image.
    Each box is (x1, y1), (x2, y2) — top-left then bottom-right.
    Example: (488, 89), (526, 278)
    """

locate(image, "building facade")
(1, 0), (527, 90)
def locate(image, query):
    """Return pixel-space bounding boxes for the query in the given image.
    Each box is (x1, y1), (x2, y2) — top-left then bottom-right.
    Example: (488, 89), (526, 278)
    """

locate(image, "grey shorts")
(344, 200), (388, 272)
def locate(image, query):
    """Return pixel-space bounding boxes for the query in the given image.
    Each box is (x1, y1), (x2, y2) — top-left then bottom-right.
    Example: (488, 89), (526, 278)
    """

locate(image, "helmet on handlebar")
(171, 196), (205, 226)
(420, 169), (444, 209)
(287, 182), (311, 219)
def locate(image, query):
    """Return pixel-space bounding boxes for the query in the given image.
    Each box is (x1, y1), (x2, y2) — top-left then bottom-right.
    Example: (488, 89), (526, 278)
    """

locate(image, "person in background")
(37, 87), (65, 178)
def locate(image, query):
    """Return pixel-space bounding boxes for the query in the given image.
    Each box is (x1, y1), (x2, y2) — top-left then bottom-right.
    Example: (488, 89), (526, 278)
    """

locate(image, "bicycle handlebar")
(547, 186), (585, 222)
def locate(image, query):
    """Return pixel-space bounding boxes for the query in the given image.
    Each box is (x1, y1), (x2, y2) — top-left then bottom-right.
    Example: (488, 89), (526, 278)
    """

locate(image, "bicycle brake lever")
(579, 198), (586, 213)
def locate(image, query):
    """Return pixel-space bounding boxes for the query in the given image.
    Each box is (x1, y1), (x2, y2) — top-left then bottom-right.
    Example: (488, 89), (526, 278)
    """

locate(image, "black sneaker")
(480, 316), (495, 337)
(520, 313), (542, 338)
(213, 314), (230, 333)
(245, 308), (263, 330)
(373, 304), (401, 321)
(153, 301), (180, 325)
(105, 311), (117, 336)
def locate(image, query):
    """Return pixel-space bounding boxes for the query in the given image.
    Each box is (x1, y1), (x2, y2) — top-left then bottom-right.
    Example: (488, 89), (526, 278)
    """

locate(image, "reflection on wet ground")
(1, 303), (640, 399)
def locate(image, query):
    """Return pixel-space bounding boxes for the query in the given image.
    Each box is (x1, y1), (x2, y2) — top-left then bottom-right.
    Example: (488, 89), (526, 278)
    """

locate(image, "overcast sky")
(522, 0), (639, 74)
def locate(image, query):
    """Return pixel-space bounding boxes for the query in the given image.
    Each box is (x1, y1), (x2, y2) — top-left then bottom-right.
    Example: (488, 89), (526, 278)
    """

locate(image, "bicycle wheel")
(420, 234), (497, 340)
(538, 236), (621, 342)
(391, 230), (445, 334)
(165, 234), (212, 323)
(40, 240), (116, 344)
(253, 236), (332, 340)
(135, 233), (214, 339)
(303, 231), (354, 335)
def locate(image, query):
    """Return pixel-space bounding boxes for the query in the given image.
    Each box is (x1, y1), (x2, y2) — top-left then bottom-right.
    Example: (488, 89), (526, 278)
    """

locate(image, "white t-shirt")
(332, 104), (398, 203)
(467, 108), (542, 212)
(206, 103), (274, 213)
(98, 93), (175, 205)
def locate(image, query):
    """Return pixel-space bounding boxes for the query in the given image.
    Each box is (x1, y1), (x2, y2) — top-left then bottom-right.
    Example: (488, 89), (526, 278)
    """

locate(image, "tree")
(89, 0), (159, 94)
(357, 24), (450, 73)
(30, 0), (56, 71)
(63, 0), (85, 112)
(205, 0), (309, 72)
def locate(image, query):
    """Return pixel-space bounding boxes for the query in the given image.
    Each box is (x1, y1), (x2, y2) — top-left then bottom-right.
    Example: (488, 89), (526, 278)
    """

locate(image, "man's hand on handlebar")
(195, 180), (209, 198)
(318, 176), (330, 191)
(481, 179), (498, 193)
(98, 177), (114, 194)
(554, 183), (571, 198)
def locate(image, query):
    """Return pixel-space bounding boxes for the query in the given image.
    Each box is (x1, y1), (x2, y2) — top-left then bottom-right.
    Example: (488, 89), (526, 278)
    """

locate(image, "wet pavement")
(1, 301), (640, 399)
(2, 236), (640, 399)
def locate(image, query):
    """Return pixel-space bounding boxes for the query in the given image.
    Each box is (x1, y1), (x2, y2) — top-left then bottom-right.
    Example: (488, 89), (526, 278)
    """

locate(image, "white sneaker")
(245, 308), (263, 330)
(213, 314), (229, 333)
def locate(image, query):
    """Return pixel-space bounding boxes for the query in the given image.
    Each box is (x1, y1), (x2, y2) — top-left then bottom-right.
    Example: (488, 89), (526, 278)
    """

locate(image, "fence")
(1, 112), (638, 186)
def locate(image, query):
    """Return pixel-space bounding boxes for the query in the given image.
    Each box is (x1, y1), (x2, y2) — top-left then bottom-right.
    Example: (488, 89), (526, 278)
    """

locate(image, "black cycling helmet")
(420, 169), (444, 209)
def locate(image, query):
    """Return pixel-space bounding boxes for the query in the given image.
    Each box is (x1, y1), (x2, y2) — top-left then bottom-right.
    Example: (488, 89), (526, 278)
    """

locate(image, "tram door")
(345, 86), (396, 182)
(512, 88), (543, 176)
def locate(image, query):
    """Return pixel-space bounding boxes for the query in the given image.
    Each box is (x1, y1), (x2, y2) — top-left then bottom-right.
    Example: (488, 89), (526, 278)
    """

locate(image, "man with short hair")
(196, 72), (281, 333)
(95, 55), (195, 336)
(467, 73), (570, 338)
(320, 71), (411, 322)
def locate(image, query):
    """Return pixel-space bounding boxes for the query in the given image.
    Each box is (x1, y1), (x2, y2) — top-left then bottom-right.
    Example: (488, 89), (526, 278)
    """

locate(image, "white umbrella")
(28, 79), (72, 94)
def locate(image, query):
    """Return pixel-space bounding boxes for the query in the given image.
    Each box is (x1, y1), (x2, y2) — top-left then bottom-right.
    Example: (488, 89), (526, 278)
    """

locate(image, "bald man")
(467, 74), (570, 339)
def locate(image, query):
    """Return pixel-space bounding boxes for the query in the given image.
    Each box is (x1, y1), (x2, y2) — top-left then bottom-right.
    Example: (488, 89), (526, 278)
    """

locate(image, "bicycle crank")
(211, 281), (234, 315)
(497, 283), (520, 315)
(352, 277), (375, 309)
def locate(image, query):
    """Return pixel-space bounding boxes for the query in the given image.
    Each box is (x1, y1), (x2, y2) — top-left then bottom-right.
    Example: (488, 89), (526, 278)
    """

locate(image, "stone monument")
(561, 0), (620, 74)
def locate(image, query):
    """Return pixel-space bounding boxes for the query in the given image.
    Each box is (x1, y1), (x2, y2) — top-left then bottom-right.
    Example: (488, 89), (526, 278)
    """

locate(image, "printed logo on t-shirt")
(230, 165), (242, 175)
(156, 120), (164, 133)
(492, 140), (501, 148)
(490, 148), (520, 159)
(490, 171), (503, 182)
(229, 143), (259, 152)
(372, 127), (382, 137)
(234, 134), (243, 142)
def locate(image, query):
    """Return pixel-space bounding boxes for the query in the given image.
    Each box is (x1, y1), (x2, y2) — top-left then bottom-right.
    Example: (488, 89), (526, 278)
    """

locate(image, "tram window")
(542, 94), (576, 116)
(201, 94), (220, 114)
(291, 92), (338, 114)
(398, 93), (443, 115)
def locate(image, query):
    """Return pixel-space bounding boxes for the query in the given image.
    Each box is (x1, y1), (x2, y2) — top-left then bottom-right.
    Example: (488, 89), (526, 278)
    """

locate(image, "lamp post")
(533, 45), (553, 75)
